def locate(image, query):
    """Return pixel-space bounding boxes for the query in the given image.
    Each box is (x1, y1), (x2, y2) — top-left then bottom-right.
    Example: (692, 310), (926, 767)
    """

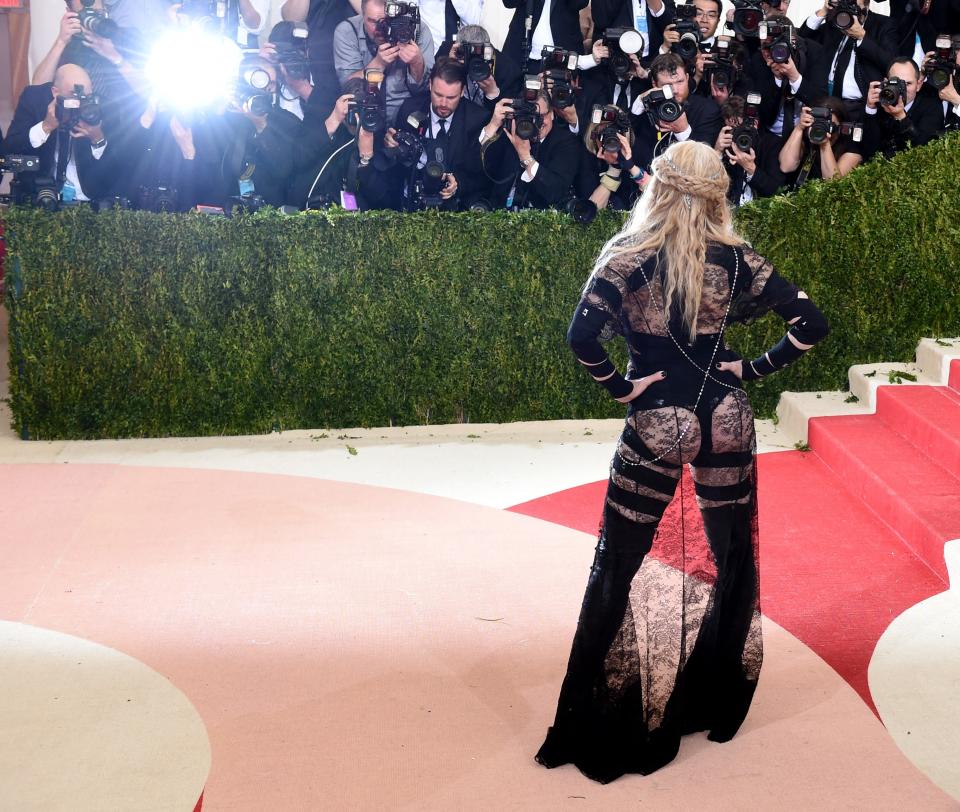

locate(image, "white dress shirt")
(419, 0), (485, 53)
(28, 122), (107, 202)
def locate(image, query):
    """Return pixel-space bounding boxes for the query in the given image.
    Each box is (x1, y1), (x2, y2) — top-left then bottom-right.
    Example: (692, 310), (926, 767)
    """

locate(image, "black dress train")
(535, 242), (828, 782)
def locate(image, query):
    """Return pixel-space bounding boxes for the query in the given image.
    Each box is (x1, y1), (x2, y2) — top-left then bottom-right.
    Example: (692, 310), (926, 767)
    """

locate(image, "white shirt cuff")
(631, 96), (646, 116)
(674, 124), (693, 141)
(790, 75), (803, 94)
(568, 121), (580, 135)
(29, 121), (50, 149)
(91, 142), (107, 159)
(864, 104), (878, 115)
(805, 13), (824, 29)
(521, 162), (539, 182)
(577, 54), (598, 70)
(953, 102), (960, 117)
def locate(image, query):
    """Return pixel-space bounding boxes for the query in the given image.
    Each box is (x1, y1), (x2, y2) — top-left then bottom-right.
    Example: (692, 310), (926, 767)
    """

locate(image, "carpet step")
(808, 414), (960, 582)
(950, 359), (960, 394)
(875, 385), (960, 478)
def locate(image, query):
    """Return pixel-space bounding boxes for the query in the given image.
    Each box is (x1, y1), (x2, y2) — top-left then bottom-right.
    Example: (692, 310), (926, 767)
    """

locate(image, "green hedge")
(3, 132), (959, 440)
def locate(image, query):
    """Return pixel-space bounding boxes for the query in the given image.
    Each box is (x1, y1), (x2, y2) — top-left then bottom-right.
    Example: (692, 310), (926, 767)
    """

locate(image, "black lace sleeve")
(566, 260), (632, 399)
(729, 245), (799, 325)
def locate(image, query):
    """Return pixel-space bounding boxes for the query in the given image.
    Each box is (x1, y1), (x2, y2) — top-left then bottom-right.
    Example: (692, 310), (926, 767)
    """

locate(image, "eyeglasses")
(695, 9), (719, 18)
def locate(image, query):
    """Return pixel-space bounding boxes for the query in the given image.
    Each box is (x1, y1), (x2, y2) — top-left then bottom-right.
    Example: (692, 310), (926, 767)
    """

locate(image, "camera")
(461, 41), (496, 82)
(407, 145), (449, 209)
(273, 24), (311, 82)
(731, 92), (761, 152)
(827, 0), (862, 31)
(541, 45), (579, 72)
(77, 0), (119, 39)
(671, 6), (702, 63)
(730, 0), (764, 37)
(924, 36), (959, 91)
(390, 110), (428, 165)
(505, 77), (545, 140)
(878, 76), (906, 107)
(807, 106), (833, 144)
(591, 104), (631, 155)
(348, 68), (387, 132)
(376, 1), (420, 45)
(759, 21), (794, 64)
(601, 28), (645, 81)
(137, 185), (179, 212)
(563, 196), (598, 224)
(706, 39), (745, 90)
(56, 84), (102, 129)
(236, 61), (274, 116)
(540, 47), (579, 107)
(0, 154), (41, 208)
(175, 0), (226, 31)
(645, 84), (683, 126)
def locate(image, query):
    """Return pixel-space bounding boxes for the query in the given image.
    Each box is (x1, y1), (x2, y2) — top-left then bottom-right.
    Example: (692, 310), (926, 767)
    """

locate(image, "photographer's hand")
(374, 43), (400, 67)
(660, 24), (680, 53)
(628, 54), (648, 80)
(847, 17), (865, 41)
(485, 98), (511, 138)
(398, 41), (423, 66)
(503, 120), (530, 159)
(797, 105), (814, 130)
(325, 92), (354, 137)
(71, 120), (104, 144)
(715, 125), (733, 153)
(42, 98), (59, 136)
(384, 126), (400, 149)
(558, 103), (578, 127)
(882, 96), (906, 120)
(170, 117), (196, 160)
(726, 145), (756, 175)
(259, 42), (278, 62)
(865, 80), (880, 110)
(695, 51), (713, 82)
(357, 127), (375, 163)
(58, 12), (82, 45)
(783, 56), (801, 83)
(439, 173), (458, 199)
(658, 110), (690, 134)
(591, 39), (610, 62)
(940, 80), (960, 107)
(83, 30), (122, 65)
(477, 75), (500, 99)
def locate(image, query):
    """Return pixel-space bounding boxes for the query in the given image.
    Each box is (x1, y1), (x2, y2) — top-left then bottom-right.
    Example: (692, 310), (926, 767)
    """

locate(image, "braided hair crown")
(650, 142), (729, 206)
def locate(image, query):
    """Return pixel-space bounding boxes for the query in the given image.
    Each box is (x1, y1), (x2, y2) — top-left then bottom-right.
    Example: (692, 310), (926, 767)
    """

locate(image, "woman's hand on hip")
(715, 360), (743, 379)
(615, 371), (667, 403)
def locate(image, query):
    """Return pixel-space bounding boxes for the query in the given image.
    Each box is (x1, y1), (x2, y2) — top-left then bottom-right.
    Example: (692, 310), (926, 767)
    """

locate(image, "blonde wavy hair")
(590, 140), (742, 340)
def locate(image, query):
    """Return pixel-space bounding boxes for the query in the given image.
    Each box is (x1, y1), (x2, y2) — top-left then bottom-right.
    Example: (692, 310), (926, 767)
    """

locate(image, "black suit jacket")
(486, 122), (581, 208)
(393, 94), (491, 208)
(725, 128), (784, 203)
(0, 83), (121, 199)
(749, 39), (829, 136)
(501, 0), (589, 65)
(631, 92), (723, 170)
(799, 12), (898, 100)
(589, 0), (676, 65)
(889, 0), (960, 57)
(864, 87), (945, 158)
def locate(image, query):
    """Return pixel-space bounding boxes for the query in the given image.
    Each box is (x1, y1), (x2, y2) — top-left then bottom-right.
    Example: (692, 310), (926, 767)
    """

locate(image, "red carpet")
(509, 377), (960, 712)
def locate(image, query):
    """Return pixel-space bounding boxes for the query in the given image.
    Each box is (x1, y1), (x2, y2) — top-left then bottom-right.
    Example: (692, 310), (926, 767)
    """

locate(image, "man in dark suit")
(715, 95), (784, 204)
(799, 0), (898, 118)
(889, 0), (960, 59)
(501, 0), (589, 71)
(0, 63), (121, 202)
(480, 92), (581, 208)
(388, 58), (490, 209)
(629, 52), (723, 169)
(749, 12), (828, 142)
(863, 56), (945, 157)
(447, 25), (524, 109)
(589, 0), (675, 67)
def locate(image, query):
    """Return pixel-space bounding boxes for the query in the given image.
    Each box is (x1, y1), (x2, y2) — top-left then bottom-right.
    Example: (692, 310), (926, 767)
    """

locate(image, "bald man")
(0, 63), (119, 202)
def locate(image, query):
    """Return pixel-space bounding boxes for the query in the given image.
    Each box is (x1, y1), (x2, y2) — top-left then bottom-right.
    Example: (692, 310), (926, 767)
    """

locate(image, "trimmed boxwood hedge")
(3, 132), (959, 440)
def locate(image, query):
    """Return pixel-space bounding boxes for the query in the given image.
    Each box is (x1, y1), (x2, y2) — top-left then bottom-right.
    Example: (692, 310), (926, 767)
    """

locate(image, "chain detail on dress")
(617, 246), (739, 469)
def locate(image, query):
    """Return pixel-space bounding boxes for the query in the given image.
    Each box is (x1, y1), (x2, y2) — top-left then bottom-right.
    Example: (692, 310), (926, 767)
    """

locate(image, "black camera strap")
(793, 144), (815, 190)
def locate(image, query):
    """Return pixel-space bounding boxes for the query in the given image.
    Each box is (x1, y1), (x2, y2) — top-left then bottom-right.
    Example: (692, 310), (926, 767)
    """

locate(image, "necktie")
(435, 117), (449, 152)
(831, 37), (854, 97)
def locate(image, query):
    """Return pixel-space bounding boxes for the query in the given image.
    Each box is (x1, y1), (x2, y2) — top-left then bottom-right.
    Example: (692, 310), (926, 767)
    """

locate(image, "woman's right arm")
(738, 272), (829, 381)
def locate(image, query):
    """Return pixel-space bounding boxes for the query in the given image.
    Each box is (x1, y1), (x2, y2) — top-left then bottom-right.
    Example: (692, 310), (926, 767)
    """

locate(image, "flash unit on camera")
(758, 22), (768, 39)
(293, 23), (308, 39)
(365, 67), (385, 85)
(936, 35), (952, 49)
(747, 92), (761, 104)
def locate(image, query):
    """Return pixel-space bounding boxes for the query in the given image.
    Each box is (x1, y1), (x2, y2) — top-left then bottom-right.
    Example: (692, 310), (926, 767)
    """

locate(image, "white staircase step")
(776, 390), (871, 446)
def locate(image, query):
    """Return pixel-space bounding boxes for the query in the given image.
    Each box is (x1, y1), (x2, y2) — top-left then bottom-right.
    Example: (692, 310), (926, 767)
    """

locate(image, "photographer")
(384, 59), (489, 209)
(32, 1), (149, 137)
(589, 0), (672, 66)
(215, 56), (303, 207)
(480, 91), (581, 208)
(715, 94), (784, 204)
(927, 46), (960, 127)
(629, 52), (722, 169)
(262, 22), (318, 121)
(419, 0), (485, 55)
(779, 96), (862, 187)
(889, 0), (960, 59)
(576, 36), (648, 124)
(288, 83), (391, 209)
(863, 57), (944, 158)
(500, 0), (588, 72)
(575, 111), (645, 210)
(0, 63), (121, 203)
(334, 0), (435, 123)
(749, 12), (828, 142)
(449, 25), (523, 109)
(800, 0), (898, 119)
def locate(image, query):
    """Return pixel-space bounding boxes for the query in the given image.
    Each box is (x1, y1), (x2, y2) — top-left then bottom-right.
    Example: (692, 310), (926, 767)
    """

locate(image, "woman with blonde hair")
(535, 140), (828, 782)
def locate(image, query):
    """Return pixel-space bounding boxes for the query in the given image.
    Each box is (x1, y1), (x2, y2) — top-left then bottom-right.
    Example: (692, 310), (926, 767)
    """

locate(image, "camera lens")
(468, 57), (491, 82)
(771, 41), (791, 63)
(834, 10), (853, 28)
(515, 118), (537, 140)
(658, 100), (681, 122)
(928, 68), (949, 90)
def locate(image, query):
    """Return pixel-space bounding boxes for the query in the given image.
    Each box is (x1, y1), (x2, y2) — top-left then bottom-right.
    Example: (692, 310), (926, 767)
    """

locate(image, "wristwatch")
(520, 156), (535, 169)
(91, 137), (107, 149)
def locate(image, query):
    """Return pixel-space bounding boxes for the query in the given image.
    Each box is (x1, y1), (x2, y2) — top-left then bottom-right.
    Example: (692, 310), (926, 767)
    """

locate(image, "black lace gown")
(535, 242), (814, 782)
